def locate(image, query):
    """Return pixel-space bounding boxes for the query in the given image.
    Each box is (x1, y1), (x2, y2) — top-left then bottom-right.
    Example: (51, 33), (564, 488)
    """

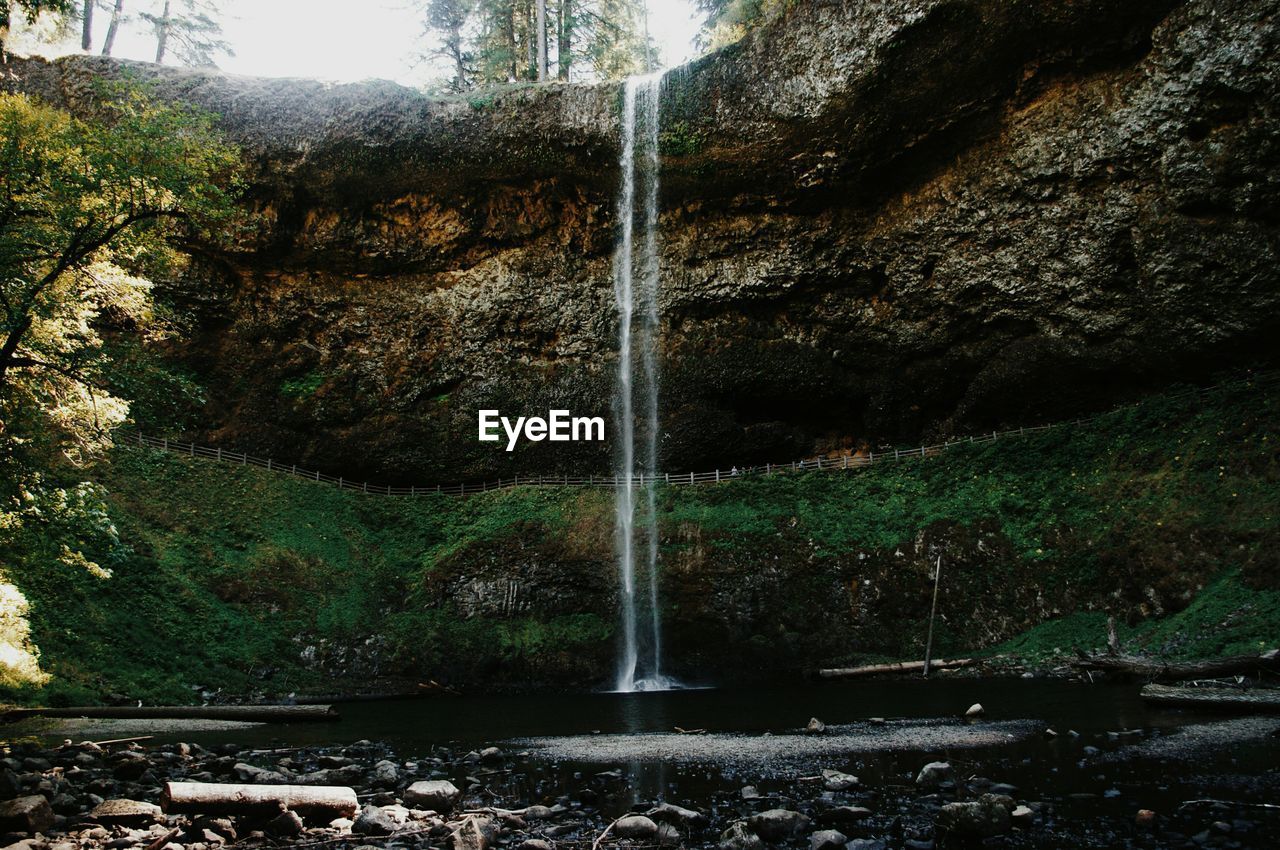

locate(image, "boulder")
(914, 761), (953, 788)
(935, 794), (1015, 839)
(403, 780), (461, 812)
(747, 809), (812, 842)
(964, 703), (985, 718)
(820, 769), (858, 792)
(265, 810), (305, 837)
(0, 796), (55, 833)
(88, 799), (164, 826)
(613, 815), (658, 839)
(370, 760), (400, 788)
(353, 805), (398, 836)
(449, 816), (497, 850)
(647, 802), (708, 828)
(719, 821), (765, 850)
(808, 829), (846, 850)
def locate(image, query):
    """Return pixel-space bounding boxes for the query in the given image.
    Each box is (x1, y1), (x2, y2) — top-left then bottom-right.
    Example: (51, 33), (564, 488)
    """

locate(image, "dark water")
(178, 678), (1156, 750)
(135, 678), (1279, 835)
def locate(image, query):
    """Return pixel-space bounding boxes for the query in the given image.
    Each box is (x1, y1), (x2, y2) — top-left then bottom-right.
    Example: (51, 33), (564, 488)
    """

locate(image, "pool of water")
(27, 678), (1280, 845)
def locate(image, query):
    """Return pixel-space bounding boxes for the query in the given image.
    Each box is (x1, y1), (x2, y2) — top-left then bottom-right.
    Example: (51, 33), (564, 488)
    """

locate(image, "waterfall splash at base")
(612, 73), (679, 695)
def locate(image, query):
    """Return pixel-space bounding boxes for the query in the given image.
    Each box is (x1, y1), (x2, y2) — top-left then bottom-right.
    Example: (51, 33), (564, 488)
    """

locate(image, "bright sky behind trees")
(15, 0), (703, 84)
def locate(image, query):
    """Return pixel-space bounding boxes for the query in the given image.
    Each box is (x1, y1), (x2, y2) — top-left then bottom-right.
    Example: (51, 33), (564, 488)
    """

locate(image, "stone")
(403, 780), (461, 812)
(448, 816), (496, 850)
(1010, 805), (1033, 826)
(1135, 809), (1157, 828)
(518, 841), (553, 850)
(747, 809), (812, 842)
(806, 718), (826, 734)
(845, 841), (887, 850)
(0, 796), (55, 834)
(613, 815), (658, 839)
(370, 760), (400, 788)
(719, 821), (765, 850)
(808, 829), (846, 850)
(353, 806), (397, 836)
(740, 786), (761, 800)
(656, 823), (680, 845)
(817, 806), (872, 826)
(521, 805), (553, 821)
(265, 810), (304, 837)
(647, 802), (707, 828)
(478, 747), (503, 762)
(111, 754), (150, 781)
(964, 703), (985, 718)
(935, 794), (1015, 839)
(88, 800), (163, 826)
(914, 761), (953, 788)
(820, 769), (858, 792)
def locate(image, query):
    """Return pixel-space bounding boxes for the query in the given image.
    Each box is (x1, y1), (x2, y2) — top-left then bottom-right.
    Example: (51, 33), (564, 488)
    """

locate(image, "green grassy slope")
(2, 375), (1276, 704)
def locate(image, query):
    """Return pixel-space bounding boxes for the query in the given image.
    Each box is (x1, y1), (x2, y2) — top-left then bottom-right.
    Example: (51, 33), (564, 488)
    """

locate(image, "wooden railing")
(113, 371), (1276, 498)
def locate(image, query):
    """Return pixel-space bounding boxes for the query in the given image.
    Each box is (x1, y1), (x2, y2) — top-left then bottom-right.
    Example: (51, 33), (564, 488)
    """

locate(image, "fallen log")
(1141, 684), (1280, 713)
(2, 704), (339, 723)
(818, 658), (976, 679)
(161, 781), (358, 820)
(1072, 650), (1279, 682)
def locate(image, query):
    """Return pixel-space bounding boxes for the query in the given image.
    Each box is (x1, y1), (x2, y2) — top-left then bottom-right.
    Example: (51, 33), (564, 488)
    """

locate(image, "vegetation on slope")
(1, 375), (1276, 704)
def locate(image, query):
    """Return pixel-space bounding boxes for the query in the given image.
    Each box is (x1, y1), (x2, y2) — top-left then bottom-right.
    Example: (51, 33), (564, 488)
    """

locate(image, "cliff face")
(5, 0), (1278, 481)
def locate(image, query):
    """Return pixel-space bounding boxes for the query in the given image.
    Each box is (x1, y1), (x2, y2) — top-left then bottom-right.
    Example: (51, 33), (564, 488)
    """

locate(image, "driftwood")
(2, 704), (339, 723)
(1072, 650), (1279, 682)
(1141, 684), (1280, 712)
(818, 658), (975, 679)
(161, 781), (358, 819)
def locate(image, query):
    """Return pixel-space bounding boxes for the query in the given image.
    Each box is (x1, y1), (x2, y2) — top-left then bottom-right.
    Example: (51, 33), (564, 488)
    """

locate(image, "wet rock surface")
(3, 0), (1276, 484)
(0, 710), (1277, 850)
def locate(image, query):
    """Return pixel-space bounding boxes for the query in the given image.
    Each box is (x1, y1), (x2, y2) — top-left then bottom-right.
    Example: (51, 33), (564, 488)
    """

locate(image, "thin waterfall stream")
(612, 73), (676, 693)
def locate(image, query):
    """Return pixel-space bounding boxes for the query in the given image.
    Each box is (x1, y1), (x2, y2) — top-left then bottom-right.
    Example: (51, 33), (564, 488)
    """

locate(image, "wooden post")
(715, 469), (720, 482)
(217, 448), (222, 461)
(267, 458), (272, 471)
(923, 555), (943, 678)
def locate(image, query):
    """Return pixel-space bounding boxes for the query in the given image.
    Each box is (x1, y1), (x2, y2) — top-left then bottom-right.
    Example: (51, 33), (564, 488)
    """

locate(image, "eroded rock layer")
(5, 0), (1278, 481)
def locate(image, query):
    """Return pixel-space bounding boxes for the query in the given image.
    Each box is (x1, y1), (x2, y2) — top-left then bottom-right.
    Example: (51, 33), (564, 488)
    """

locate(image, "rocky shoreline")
(1, 711), (1278, 850)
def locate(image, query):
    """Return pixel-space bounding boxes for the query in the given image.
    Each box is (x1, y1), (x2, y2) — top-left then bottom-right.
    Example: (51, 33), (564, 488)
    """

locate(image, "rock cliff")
(4, 0), (1277, 481)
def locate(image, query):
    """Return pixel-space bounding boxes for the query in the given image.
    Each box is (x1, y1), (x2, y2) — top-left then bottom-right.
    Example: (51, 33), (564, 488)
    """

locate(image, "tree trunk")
(1072, 650), (1280, 682)
(506, 1), (516, 81)
(535, 0), (546, 81)
(154, 0), (169, 63)
(557, 0), (571, 80)
(818, 658), (976, 679)
(101, 0), (124, 56)
(0, 315), (33, 390)
(81, 0), (94, 50)
(161, 782), (358, 820)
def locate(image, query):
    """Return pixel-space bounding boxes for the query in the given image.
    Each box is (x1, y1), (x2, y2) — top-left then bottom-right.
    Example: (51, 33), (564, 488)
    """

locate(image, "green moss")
(2, 375), (1276, 702)
(279, 370), (326, 399)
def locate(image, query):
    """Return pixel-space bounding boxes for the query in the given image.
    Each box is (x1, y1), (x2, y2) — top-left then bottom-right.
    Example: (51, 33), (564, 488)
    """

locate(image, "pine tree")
(140, 0), (231, 67)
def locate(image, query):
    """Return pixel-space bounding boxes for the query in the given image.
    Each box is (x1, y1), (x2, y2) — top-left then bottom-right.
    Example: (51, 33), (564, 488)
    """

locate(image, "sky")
(21, 0), (705, 86)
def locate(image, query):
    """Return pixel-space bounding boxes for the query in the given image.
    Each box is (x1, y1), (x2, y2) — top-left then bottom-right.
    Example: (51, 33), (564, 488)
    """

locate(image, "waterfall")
(612, 73), (676, 693)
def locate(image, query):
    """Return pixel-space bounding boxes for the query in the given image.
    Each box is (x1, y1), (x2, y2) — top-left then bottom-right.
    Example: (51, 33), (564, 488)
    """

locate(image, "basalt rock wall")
(4, 0), (1278, 481)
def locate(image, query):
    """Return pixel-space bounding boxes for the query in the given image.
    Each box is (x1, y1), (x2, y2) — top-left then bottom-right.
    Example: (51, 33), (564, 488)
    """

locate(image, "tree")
(422, 0), (652, 88)
(79, 0), (91, 49)
(99, 0), (121, 55)
(0, 85), (241, 424)
(0, 0), (72, 51)
(140, 0), (231, 67)
(424, 0), (476, 92)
